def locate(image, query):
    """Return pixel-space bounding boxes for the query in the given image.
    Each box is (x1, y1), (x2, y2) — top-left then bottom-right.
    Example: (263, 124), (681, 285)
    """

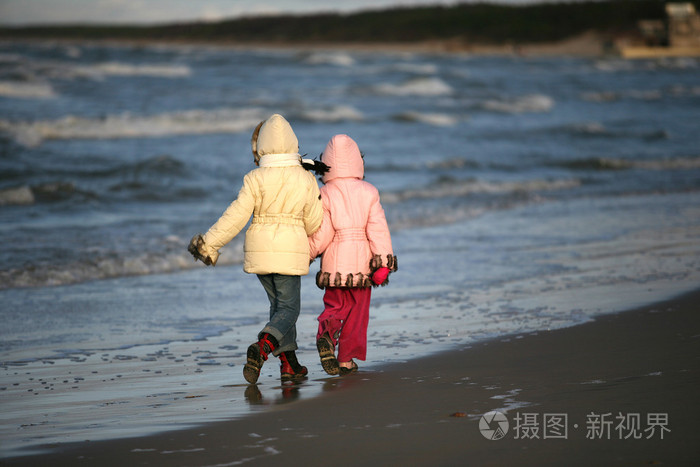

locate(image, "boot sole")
(243, 343), (263, 384)
(281, 372), (308, 382)
(317, 337), (339, 375)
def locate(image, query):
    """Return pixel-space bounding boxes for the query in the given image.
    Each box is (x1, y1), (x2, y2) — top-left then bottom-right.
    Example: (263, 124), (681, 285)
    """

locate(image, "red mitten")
(372, 267), (390, 285)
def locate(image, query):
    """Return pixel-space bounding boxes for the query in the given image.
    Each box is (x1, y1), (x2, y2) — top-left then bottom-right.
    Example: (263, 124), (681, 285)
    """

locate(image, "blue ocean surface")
(1, 41), (699, 456)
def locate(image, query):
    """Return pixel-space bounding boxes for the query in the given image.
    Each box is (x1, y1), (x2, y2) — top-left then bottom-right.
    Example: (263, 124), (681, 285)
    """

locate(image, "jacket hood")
(252, 114), (299, 165)
(321, 134), (364, 184)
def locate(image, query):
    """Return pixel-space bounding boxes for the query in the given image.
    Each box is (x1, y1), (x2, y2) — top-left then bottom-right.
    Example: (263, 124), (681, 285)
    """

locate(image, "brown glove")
(188, 234), (216, 266)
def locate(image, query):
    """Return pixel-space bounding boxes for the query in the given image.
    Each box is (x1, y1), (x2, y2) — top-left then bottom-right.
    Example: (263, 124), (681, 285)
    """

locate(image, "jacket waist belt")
(252, 214), (304, 226)
(333, 228), (367, 242)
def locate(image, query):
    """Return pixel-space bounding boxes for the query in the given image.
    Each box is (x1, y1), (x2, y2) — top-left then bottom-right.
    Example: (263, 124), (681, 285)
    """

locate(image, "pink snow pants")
(316, 287), (372, 362)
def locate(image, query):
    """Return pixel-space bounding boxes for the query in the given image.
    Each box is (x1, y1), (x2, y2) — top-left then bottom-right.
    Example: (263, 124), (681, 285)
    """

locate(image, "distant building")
(637, 19), (667, 46)
(622, 2), (700, 57)
(665, 3), (700, 47)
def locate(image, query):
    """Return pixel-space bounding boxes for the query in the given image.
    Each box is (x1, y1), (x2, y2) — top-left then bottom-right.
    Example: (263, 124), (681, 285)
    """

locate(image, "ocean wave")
(425, 158), (480, 170)
(0, 185), (34, 206)
(480, 94), (554, 113)
(0, 182), (92, 206)
(556, 156), (700, 171)
(294, 105), (364, 123)
(0, 53), (192, 85)
(583, 85), (700, 102)
(559, 122), (669, 141)
(388, 205), (488, 230)
(85, 62), (191, 77)
(0, 238), (245, 290)
(113, 154), (186, 177)
(381, 178), (580, 204)
(75, 62), (192, 78)
(392, 111), (458, 126)
(0, 107), (269, 147)
(582, 89), (662, 102)
(594, 57), (699, 73)
(372, 77), (453, 96)
(299, 52), (356, 67)
(0, 157), (204, 204)
(0, 81), (55, 99)
(390, 63), (439, 74)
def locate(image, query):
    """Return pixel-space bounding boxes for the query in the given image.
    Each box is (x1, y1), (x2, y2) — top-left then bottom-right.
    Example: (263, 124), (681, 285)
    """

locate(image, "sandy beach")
(4, 288), (698, 466)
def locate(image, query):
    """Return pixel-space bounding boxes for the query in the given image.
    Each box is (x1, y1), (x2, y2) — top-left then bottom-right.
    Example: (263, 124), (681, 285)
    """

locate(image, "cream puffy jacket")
(309, 134), (396, 288)
(201, 114), (323, 276)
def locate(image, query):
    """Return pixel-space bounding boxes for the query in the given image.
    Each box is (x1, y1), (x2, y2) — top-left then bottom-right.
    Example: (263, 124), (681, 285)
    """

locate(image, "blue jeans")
(257, 274), (301, 355)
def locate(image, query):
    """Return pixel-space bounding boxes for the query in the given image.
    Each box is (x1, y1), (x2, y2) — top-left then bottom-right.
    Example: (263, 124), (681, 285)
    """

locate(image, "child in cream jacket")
(189, 114), (323, 383)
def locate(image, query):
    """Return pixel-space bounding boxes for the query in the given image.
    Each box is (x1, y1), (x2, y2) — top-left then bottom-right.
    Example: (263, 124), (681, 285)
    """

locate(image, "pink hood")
(321, 134), (364, 184)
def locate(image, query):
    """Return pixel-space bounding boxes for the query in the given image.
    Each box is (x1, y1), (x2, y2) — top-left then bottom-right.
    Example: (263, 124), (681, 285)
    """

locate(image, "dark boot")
(316, 333), (339, 376)
(243, 333), (277, 384)
(279, 350), (308, 381)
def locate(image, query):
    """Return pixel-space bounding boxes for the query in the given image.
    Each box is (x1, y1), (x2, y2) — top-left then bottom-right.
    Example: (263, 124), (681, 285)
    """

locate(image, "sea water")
(1, 41), (699, 456)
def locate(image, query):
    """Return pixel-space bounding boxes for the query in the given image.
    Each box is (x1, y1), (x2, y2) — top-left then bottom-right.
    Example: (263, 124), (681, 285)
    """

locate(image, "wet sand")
(4, 288), (699, 466)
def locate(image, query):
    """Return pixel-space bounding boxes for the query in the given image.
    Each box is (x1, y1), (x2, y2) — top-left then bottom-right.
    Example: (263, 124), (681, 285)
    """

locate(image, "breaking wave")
(299, 52), (356, 67)
(392, 111), (458, 126)
(0, 81), (55, 99)
(75, 62), (192, 78)
(0, 185), (34, 206)
(0, 156), (207, 205)
(0, 246), (242, 290)
(0, 107), (269, 147)
(480, 94), (554, 113)
(0, 182), (83, 206)
(0, 53), (192, 82)
(372, 77), (453, 96)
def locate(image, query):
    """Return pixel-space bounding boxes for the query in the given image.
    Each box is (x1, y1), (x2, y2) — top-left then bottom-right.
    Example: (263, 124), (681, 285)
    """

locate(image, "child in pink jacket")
(309, 134), (397, 375)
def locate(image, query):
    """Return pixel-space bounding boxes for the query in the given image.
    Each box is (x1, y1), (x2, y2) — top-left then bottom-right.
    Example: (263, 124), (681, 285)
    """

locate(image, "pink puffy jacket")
(309, 134), (397, 288)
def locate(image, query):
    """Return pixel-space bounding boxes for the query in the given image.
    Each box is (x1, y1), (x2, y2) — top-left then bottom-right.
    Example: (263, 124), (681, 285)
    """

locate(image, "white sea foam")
(393, 111), (458, 126)
(295, 105), (364, 122)
(0, 186), (35, 206)
(75, 62), (192, 78)
(373, 77), (453, 96)
(0, 81), (55, 99)
(481, 94), (554, 113)
(0, 107), (269, 147)
(301, 52), (356, 66)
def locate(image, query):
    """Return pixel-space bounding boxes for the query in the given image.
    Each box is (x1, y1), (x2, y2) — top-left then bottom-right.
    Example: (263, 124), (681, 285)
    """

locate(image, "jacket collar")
(258, 153), (301, 168)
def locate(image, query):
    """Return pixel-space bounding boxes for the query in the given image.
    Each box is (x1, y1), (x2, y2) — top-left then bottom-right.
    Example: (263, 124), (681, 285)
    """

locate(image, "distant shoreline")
(3, 0), (686, 58)
(3, 30), (611, 57)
